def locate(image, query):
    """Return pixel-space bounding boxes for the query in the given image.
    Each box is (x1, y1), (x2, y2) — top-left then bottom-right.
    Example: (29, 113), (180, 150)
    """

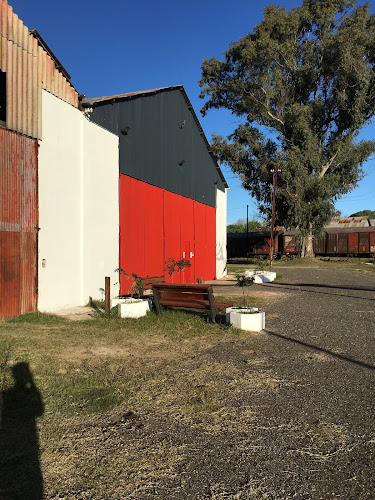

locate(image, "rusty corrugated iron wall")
(0, 0), (79, 140)
(0, 128), (38, 318)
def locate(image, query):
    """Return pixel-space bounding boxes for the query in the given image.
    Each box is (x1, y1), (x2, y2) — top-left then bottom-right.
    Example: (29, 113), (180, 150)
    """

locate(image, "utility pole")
(246, 205), (249, 263)
(269, 166), (281, 271)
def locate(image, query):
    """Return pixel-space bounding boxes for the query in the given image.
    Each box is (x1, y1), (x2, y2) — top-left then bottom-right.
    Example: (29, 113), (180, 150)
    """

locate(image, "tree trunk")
(300, 232), (314, 258)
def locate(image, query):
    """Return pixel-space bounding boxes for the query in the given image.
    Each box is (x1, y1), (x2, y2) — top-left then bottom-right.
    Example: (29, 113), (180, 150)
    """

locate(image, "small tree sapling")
(235, 274), (254, 309)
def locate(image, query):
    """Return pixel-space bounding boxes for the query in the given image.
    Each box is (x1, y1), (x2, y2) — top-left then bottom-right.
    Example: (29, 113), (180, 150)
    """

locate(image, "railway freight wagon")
(314, 227), (375, 256)
(227, 226), (375, 259)
(227, 231), (282, 259)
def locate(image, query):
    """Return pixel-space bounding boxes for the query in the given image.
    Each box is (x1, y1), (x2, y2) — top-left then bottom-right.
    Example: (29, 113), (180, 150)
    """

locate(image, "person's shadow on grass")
(0, 362), (44, 499)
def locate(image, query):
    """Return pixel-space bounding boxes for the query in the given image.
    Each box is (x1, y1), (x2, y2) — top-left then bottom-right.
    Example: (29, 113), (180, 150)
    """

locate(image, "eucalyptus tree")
(200, 0), (375, 256)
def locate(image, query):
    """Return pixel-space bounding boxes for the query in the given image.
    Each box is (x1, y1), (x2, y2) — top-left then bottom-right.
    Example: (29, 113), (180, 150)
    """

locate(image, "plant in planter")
(226, 274), (265, 331)
(235, 274), (254, 309)
(114, 268), (143, 298)
(176, 258), (191, 283)
(113, 268), (151, 318)
(164, 257), (177, 283)
(164, 257), (191, 283)
(130, 273), (143, 299)
(244, 259), (276, 283)
(257, 258), (267, 272)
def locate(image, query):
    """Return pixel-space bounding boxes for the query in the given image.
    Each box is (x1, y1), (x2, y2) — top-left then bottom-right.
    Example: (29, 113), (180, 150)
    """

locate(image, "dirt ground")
(2, 267), (375, 499)
(41, 267), (375, 499)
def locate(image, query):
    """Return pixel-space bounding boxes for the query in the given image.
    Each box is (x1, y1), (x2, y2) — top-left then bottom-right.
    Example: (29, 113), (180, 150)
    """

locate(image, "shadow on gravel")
(265, 330), (375, 371)
(265, 282), (375, 301)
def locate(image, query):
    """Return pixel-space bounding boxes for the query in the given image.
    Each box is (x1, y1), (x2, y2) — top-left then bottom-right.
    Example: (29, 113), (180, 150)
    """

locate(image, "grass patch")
(228, 256), (375, 274)
(0, 297), (276, 497)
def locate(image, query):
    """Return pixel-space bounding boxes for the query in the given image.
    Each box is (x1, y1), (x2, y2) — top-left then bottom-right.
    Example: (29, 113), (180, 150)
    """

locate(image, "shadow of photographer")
(0, 362), (44, 499)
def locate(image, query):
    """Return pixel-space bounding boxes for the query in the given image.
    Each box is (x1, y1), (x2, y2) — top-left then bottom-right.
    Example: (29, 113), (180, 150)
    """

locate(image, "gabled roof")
(327, 217), (370, 228)
(90, 86), (174, 103)
(90, 86), (228, 188)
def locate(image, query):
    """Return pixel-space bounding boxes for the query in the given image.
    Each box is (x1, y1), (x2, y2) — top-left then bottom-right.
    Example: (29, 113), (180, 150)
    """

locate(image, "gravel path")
(238, 267), (375, 498)
(46, 268), (375, 498)
(101, 267), (375, 499)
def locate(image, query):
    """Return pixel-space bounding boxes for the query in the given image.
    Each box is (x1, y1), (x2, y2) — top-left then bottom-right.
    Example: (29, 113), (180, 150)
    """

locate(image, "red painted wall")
(119, 175), (216, 294)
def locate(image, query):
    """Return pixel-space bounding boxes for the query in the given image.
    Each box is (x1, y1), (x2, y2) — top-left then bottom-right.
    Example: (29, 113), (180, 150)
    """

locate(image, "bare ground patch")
(2, 267), (375, 498)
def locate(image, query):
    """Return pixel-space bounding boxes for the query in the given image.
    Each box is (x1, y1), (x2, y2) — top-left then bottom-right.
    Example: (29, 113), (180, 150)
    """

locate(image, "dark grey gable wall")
(90, 89), (225, 208)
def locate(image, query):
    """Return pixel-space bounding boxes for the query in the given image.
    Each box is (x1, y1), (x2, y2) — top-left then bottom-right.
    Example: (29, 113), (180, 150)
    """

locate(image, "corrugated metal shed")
(327, 217), (370, 228)
(0, 128), (38, 318)
(91, 85), (228, 190)
(324, 226), (375, 234)
(0, 0), (79, 139)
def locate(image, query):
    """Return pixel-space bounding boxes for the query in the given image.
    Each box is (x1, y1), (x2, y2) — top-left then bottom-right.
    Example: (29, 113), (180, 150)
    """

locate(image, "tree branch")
(318, 151), (338, 178)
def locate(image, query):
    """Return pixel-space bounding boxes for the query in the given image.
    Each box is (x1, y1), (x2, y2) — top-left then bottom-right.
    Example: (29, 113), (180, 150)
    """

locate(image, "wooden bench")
(152, 283), (233, 322)
(119, 276), (166, 298)
(139, 276), (166, 297)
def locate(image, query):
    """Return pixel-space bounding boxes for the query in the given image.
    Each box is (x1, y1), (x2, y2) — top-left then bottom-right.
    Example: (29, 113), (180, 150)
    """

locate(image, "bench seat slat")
(153, 284), (212, 291)
(159, 299), (211, 309)
(156, 290), (209, 301)
(159, 300), (232, 311)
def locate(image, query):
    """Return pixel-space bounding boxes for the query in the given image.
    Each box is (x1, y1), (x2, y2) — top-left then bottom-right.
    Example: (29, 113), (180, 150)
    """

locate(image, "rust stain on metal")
(328, 217), (370, 228)
(0, 128), (38, 319)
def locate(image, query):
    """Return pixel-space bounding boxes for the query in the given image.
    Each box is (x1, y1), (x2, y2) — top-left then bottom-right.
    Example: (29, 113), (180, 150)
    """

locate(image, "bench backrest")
(140, 276), (165, 292)
(152, 283), (214, 302)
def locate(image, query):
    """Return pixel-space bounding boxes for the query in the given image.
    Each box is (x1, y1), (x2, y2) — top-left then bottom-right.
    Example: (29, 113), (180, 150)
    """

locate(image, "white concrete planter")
(226, 306), (258, 324)
(110, 297), (127, 309)
(227, 308), (265, 332)
(244, 270), (276, 283)
(118, 298), (151, 318)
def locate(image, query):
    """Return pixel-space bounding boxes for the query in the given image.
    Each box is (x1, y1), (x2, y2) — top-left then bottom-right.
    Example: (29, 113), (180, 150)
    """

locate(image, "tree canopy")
(349, 209), (375, 217)
(227, 218), (261, 233)
(200, 0), (375, 256)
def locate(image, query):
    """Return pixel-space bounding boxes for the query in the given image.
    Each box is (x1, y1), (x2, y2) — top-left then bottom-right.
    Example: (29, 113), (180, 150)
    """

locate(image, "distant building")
(327, 217), (371, 228)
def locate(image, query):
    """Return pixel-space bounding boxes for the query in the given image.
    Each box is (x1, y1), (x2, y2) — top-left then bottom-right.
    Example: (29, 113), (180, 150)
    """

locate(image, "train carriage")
(228, 222), (375, 259)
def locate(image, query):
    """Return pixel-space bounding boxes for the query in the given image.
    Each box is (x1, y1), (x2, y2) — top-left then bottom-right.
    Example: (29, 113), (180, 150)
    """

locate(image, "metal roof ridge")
(90, 85), (183, 103)
(30, 29), (72, 83)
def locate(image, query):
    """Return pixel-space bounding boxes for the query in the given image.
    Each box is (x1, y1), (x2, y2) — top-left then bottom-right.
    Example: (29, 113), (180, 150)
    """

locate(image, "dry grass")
(0, 279), (367, 498)
(228, 256), (375, 274)
(1, 309), (280, 497)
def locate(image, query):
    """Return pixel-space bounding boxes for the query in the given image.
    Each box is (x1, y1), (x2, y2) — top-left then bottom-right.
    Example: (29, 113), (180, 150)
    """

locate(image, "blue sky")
(10, 0), (375, 223)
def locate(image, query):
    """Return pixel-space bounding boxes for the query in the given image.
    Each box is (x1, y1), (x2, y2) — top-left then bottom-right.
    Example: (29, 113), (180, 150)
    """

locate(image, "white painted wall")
(82, 118), (119, 305)
(216, 187), (228, 278)
(38, 90), (119, 311)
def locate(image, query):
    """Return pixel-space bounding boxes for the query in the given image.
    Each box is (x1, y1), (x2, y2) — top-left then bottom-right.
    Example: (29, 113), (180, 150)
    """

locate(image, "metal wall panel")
(348, 233), (358, 254)
(370, 233), (375, 254)
(119, 174), (217, 294)
(91, 89), (225, 207)
(0, 128), (37, 318)
(163, 189), (182, 282)
(359, 233), (370, 254)
(0, 0), (79, 139)
(338, 233), (348, 254)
